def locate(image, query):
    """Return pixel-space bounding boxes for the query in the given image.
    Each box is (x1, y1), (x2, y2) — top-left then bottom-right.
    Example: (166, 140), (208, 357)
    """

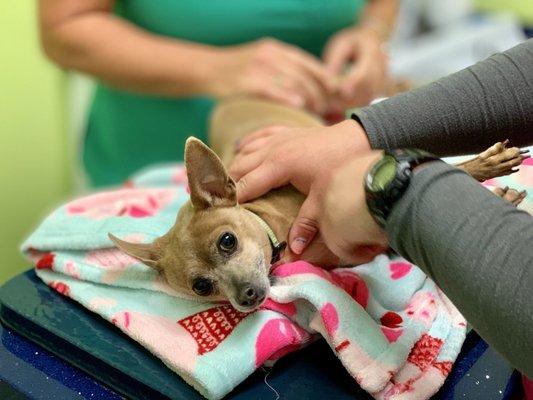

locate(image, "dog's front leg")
(491, 186), (527, 206)
(455, 140), (529, 181)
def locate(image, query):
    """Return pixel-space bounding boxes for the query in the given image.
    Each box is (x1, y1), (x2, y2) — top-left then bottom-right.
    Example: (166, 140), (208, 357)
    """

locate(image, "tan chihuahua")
(109, 97), (526, 312)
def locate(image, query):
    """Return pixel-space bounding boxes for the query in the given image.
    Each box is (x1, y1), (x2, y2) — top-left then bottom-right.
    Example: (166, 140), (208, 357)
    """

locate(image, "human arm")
(321, 157), (533, 376)
(233, 39), (533, 184)
(231, 40), (533, 252)
(39, 0), (334, 111)
(353, 39), (533, 155)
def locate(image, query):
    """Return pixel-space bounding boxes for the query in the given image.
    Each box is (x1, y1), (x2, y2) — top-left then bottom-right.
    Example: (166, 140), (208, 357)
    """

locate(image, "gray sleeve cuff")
(351, 39), (533, 155)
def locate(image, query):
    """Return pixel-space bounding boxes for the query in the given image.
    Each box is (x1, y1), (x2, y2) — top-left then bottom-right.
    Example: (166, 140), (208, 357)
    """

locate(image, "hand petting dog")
(230, 119), (371, 255)
(230, 124), (529, 261)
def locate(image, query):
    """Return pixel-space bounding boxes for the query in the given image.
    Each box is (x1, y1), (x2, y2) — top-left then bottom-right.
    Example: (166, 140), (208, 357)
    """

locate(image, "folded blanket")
(21, 154), (532, 400)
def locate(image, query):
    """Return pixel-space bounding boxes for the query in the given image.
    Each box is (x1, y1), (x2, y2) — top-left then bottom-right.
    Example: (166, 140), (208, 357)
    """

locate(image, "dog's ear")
(108, 233), (163, 270)
(185, 137), (237, 209)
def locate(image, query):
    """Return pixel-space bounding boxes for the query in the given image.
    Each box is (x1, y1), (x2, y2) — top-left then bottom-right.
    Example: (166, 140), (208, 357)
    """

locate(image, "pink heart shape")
(389, 262), (412, 280)
(381, 327), (403, 343)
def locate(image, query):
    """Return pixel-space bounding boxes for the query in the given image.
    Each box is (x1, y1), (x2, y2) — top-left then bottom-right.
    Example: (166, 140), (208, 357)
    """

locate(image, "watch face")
(368, 155), (397, 192)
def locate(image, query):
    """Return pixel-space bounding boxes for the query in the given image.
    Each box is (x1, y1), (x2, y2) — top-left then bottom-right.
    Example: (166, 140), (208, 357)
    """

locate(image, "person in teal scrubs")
(39, 0), (396, 187)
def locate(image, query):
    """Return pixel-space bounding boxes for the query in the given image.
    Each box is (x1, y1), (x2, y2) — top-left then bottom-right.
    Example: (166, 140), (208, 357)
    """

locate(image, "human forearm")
(353, 39), (533, 155)
(387, 162), (533, 376)
(359, 0), (398, 41)
(40, 11), (220, 96)
(40, 0), (334, 106)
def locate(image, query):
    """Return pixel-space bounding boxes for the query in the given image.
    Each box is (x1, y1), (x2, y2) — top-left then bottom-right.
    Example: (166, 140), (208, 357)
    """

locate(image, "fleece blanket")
(21, 153), (533, 400)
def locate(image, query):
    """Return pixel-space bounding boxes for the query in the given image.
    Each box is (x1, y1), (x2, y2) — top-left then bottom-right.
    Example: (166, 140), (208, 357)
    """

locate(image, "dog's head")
(109, 138), (272, 312)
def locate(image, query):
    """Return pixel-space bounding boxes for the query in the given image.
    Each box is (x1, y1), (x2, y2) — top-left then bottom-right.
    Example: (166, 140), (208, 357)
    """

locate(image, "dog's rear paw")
(492, 186), (527, 207)
(458, 140), (530, 181)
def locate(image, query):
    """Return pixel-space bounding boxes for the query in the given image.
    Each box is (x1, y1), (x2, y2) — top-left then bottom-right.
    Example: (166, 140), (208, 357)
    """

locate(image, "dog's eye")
(218, 232), (237, 253)
(192, 278), (213, 296)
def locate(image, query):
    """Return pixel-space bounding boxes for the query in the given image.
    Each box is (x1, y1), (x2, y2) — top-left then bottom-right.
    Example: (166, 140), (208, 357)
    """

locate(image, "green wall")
(475, 0), (533, 25)
(0, 1), (71, 284)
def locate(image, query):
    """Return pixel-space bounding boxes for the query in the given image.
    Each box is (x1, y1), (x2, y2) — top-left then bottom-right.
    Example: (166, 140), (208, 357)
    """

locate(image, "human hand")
(209, 38), (335, 114)
(323, 27), (388, 110)
(230, 119), (372, 254)
(319, 152), (389, 265)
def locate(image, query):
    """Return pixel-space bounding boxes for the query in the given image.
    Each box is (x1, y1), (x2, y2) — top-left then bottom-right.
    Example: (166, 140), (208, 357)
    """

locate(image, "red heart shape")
(380, 311), (403, 328)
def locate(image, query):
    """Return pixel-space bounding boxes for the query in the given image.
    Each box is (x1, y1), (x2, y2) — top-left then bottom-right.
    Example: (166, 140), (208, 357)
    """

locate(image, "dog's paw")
(458, 140), (530, 181)
(492, 186), (527, 207)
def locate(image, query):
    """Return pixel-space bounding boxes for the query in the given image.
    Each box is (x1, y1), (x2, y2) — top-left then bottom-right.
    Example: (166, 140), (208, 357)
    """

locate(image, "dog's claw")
(456, 141), (529, 181)
(493, 186), (527, 207)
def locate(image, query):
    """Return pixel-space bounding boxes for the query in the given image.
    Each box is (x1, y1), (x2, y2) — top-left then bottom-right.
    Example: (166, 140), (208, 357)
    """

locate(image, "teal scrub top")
(84, 0), (366, 187)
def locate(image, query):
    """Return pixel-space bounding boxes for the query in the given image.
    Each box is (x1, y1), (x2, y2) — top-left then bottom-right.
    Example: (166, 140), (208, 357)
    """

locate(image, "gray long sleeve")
(387, 162), (533, 376)
(353, 39), (533, 156)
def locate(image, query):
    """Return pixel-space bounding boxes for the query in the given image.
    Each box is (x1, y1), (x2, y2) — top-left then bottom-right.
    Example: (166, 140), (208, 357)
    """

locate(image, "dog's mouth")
(224, 255), (271, 312)
(228, 285), (269, 313)
(231, 300), (265, 313)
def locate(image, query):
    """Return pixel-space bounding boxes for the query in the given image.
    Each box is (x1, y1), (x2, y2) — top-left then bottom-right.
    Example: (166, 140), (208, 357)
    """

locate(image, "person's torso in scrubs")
(84, 0), (366, 187)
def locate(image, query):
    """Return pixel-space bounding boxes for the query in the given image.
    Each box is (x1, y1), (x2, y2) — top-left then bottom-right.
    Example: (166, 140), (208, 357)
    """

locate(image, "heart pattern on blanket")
(36, 252), (55, 269)
(66, 188), (175, 220)
(389, 262), (412, 280)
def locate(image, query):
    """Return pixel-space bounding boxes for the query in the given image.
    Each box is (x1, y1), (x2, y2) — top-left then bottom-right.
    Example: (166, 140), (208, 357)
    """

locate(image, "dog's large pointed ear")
(185, 137), (237, 209)
(108, 233), (163, 270)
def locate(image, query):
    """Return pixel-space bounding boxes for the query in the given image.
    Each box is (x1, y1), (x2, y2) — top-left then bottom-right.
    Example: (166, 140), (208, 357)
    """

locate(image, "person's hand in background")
(320, 151), (389, 264)
(210, 38), (336, 114)
(323, 26), (388, 111)
(323, 0), (397, 111)
(230, 119), (372, 254)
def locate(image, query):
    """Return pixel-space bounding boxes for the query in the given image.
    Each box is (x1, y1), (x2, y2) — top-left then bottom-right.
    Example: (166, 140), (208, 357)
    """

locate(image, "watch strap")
(365, 149), (440, 227)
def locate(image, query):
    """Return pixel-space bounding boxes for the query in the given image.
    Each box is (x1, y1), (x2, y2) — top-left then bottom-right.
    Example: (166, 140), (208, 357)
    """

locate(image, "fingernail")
(291, 237), (308, 255)
(520, 149), (530, 154)
(503, 139), (510, 146)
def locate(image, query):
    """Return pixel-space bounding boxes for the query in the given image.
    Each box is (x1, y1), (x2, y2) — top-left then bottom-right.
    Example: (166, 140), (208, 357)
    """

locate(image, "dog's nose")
(237, 285), (266, 308)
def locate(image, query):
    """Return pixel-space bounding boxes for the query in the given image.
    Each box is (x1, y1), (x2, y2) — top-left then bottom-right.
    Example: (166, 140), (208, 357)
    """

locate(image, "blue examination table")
(0, 270), (523, 399)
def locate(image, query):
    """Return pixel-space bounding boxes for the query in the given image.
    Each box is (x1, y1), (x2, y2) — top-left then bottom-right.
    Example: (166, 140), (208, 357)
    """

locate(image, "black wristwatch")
(365, 149), (440, 227)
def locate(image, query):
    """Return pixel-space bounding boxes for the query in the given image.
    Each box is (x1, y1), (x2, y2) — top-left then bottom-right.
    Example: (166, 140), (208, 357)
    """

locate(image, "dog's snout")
(244, 286), (257, 299)
(237, 284), (266, 308)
